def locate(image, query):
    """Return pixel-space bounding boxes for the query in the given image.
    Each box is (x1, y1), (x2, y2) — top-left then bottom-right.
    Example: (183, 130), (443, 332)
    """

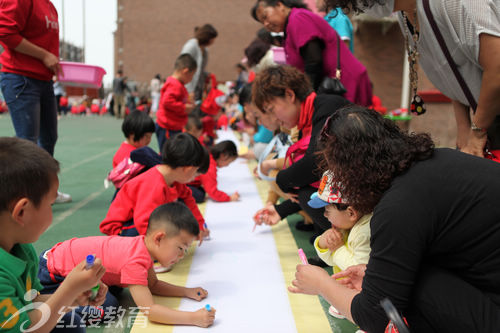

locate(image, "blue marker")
(86, 254), (95, 270)
(197, 292), (201, 296)
(85, 254), (100, 300)
(205, 304), (211, 312)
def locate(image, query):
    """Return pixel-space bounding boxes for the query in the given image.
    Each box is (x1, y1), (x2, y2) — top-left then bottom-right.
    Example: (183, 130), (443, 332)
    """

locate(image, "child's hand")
(90, 281), (109, 307)
(326, 228), (344, 251)
(193, 307), (216, 327)
(230, 191), (240, 201)
(63, 258), (106, 297)
(198, 229), (210, 246)
(185, 287), (208, 301)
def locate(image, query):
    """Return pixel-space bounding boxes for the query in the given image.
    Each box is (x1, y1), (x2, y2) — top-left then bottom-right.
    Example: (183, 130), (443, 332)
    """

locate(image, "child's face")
(24, 177), (59, 243)
(180, 69), (196, 85)
(178, 166), (199, 183)
(324, 204), (357, 230)
(186, 128), (203, 139)
(216, 155), (236, 168)
(156, 230), (195, 267)
(138, 132), (153, 147)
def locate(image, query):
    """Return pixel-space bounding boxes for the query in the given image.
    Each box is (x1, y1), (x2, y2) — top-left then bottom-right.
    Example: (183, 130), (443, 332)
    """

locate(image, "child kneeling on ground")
(0, 138), (107, 333)
(100, 133), (210, 241)
(308, 171), (371, 320)
(187, 140), (240, 203)
(39, 203), (216, 328)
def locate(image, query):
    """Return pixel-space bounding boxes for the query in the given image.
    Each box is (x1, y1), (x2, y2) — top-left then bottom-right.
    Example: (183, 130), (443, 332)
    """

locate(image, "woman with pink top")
(251, 0), (372, 106)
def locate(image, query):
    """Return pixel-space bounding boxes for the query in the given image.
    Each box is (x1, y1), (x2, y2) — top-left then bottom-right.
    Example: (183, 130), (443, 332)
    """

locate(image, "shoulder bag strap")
(422, 0), (477, 111)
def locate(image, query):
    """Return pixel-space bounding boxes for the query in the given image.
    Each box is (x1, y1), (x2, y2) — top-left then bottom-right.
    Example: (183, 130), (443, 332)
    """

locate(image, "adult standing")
(326, 0), (500, 157)
(0, 0), (71, 203)
(251, 66), (349, 261)
(251, 0), (372, 106)
(112, 70), (128, 119)
(290, 105), (500, 332)
(150, 73), (161, 114)
(180, 24), (218, 103)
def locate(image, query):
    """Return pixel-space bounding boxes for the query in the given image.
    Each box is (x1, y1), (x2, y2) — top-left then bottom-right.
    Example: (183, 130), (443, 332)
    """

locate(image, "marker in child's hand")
(85, 254), (100, 300)
(197, 292), (201, 296)
(205, 304), (211, 312)
(298, 248), (309, 265)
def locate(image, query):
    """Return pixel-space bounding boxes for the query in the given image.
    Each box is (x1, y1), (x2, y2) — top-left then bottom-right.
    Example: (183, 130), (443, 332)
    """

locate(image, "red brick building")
(114, 0), (261, 87)
(114, 2), (455, 146)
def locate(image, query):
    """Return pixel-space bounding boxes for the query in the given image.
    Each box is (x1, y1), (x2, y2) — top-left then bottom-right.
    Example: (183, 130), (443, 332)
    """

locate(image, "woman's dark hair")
(0, 138), (60, 211)
(194, 24), (218, 46)
(122, 110), (155, 141)
(252, 65), (313, 111)
(162, 133), (209, 173)
(251, 0), (309, 22)
(185, 114), (203, 131)
(210, 140), (238, 160)
(324, 0), (386, 14)
(245, 38), (271, 67)
(238, 83), (253, 106)
(318, 105), (435, 214)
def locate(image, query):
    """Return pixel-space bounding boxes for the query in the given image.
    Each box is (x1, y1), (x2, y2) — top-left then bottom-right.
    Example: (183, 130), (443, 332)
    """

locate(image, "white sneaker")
(328, 305), (346, 319)
(55, 191), (72, 204)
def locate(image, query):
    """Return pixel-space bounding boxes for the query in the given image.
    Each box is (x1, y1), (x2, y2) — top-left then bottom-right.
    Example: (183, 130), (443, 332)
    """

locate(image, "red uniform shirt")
(189, 155), (230, 202)
(0, 0), (59, 81)
(112, 141), (136, 168)
(156, 76), (189, 131)
(100, 166), (205, 236)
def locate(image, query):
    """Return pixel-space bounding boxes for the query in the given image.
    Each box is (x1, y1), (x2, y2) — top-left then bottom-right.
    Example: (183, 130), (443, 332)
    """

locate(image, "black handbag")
(318, 34), (347, 96)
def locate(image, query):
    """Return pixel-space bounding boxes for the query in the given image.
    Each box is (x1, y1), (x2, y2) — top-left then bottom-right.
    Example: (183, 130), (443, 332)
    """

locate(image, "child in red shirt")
(112, 110), (155, 168)
(184, 114), (204, 144)
(156, 54), (197, 152)
(40, 203), (216, 327)
(100, 133), (210, 241)
(188, 140), (240, 203)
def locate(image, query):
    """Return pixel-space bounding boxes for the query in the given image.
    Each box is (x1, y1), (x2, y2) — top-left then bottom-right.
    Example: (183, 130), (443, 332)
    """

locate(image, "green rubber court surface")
(0, 113), (361, 333)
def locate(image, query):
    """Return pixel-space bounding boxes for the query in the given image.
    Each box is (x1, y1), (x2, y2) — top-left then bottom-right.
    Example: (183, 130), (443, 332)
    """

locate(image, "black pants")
(275, 185), (331, 233)
(188, 185), (206, 203)
(406, 266), (500, 332)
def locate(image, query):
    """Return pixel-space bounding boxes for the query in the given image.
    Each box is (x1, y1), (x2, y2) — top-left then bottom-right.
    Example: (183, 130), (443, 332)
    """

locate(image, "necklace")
(402, 10), (426, 115)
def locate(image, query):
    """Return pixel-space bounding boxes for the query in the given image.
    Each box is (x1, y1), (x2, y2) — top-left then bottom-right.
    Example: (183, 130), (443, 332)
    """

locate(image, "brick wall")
(114, 0), (261, 88)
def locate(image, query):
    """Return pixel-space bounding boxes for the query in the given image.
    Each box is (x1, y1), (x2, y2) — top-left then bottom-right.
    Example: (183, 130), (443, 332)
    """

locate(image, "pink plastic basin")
(58, 62), (106, 88)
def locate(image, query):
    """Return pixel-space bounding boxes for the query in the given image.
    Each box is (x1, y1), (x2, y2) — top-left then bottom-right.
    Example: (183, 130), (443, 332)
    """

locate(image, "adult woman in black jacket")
(252, 66), (349, 236)
(290, 105), (500, 332)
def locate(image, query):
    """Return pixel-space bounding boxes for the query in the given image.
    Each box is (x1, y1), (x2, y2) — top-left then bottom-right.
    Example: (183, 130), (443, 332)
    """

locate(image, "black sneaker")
(308, 257), (328, 267)
(295, 220), (314, 232)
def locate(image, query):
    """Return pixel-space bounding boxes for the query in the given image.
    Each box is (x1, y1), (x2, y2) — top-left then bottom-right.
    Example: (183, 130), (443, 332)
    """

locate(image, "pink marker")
(298, 248), (308, 265)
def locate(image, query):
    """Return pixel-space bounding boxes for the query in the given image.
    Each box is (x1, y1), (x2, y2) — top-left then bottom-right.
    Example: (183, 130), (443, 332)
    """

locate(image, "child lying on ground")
(39, 203), (216, 328)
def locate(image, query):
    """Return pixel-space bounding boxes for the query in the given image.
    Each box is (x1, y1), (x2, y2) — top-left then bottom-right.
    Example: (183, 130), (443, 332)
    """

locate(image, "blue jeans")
(38, 251), (119, 328)
(119, 219), (139, 237)
(155, 123), (167, 154)
(0, 72), (58, 156)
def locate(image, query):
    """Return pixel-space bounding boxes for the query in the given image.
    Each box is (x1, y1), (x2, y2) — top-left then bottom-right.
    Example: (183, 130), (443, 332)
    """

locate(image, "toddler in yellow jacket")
(308, 171), (372, 319)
